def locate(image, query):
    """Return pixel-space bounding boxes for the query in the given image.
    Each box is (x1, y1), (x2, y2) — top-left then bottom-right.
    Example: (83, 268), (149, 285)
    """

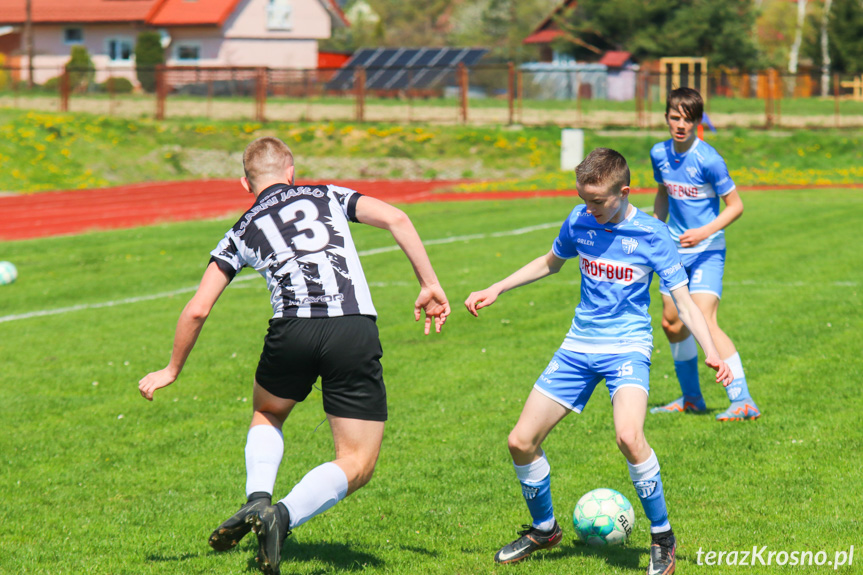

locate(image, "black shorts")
(255, 315), (387, 421)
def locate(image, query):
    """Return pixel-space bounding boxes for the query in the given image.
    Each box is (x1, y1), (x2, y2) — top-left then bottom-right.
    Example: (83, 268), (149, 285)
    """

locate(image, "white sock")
(724, 352), (746, 381)
(513, 451), (550, 483)
(245, 424), (284, 497)
(669, 335), (697, 361)
(279, 462), (349, 529)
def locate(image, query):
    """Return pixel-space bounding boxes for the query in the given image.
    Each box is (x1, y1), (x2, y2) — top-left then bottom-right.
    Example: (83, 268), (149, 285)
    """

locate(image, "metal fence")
(2, 63), (863, 129)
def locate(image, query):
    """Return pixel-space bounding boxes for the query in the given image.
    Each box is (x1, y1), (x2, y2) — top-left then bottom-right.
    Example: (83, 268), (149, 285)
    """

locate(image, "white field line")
(11, 206), (853, 325)
(0, 220), (563, 324)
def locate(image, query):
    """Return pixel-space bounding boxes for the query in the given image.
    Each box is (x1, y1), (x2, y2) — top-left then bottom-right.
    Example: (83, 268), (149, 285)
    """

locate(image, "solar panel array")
(326, 47), (488, 91)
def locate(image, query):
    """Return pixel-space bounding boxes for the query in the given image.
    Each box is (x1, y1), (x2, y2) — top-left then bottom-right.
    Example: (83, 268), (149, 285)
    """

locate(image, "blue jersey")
(553, 205), (688, 358)
(650, 138), (736, 254)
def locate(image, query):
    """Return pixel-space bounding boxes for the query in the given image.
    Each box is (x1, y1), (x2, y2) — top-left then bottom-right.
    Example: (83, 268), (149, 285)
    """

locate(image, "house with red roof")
(521, 0), (638, 101)
(0, 0), (348, 86)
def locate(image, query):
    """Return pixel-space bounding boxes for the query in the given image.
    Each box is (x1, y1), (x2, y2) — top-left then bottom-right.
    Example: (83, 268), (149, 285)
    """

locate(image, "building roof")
(523, 29), (563, 45)
(523, 0), (577, 45)
(0, 0), (159, 24)
(0, 0), (349, 27)
(598, 50), (631, 68)
(147, 0), (242, 27)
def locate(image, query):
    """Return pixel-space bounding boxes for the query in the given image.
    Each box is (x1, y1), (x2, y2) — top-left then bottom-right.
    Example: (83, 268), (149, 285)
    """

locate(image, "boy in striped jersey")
(139, 137), (450, 575)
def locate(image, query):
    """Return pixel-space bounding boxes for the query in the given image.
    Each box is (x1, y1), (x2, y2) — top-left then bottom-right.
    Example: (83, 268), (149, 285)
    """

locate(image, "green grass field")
(1, 188), (861, 574)
(3, 109), (863, 193)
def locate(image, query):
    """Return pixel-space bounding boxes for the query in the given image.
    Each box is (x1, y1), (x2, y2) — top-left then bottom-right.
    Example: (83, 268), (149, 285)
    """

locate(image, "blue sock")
(514, 452), (555, 531)
(670, 336), (702, 399)
(628, 450), (670, 533)
(724, 352), (753, 403)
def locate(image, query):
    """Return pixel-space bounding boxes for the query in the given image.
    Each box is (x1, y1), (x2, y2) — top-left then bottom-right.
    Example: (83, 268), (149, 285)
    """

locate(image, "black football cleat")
(647, 533), (676, 575)
(494, 521), (562, 564)
(251, 503), (291, 575)
(208, 493), (271, 552)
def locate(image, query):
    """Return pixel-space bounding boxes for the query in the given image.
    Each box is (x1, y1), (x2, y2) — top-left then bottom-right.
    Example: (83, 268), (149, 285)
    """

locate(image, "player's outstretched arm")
(669, 284), (733, 386)
(354, 195), (450, 334)
(138, 262), (230, 400)
(465, 250), (566, 317)
(653, 185), (669, 222)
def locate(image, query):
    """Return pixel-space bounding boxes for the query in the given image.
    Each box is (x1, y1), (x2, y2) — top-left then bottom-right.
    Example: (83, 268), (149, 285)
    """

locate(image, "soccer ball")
(0, 261), (17, 286)
(573, 488), (635, 546)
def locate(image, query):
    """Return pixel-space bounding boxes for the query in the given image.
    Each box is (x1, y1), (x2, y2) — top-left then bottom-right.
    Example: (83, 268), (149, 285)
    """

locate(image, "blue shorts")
(534, 349), (651, 413)
(659, 249), (725, 298)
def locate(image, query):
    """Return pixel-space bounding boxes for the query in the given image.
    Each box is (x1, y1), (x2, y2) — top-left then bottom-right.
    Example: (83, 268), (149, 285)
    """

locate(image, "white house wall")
(26, 24), (145, 85)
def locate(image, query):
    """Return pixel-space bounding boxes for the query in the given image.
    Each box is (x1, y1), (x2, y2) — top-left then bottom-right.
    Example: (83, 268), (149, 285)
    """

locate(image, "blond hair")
(243, 137), (294, 192)
(575, 148), (630, 194)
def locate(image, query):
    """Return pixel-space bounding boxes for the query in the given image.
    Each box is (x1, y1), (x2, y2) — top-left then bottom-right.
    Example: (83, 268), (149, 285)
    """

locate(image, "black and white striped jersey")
(210, 183), (377, 319)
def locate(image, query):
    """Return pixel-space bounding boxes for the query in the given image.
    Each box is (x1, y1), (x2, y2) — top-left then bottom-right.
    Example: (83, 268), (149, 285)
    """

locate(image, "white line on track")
(0, 220), (564, 324)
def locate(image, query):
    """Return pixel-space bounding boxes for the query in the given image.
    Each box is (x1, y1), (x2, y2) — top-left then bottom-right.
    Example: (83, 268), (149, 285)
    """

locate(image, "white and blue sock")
(723, 352), (753, 403)
(628, 450), (670, 533)
(514, 451), (555, 532)
(279, 461), (348, 530)
(245, 424), (284, 497)
(670, 336), (702, 401)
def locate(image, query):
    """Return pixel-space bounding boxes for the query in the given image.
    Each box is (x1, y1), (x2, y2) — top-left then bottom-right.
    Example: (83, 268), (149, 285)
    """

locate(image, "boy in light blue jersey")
(466, 148), (732, 575)
(650, 87), (761, 421)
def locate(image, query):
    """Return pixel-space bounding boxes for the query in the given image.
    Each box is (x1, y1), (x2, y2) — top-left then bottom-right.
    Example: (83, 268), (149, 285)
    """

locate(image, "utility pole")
(25, 0), (34, 88)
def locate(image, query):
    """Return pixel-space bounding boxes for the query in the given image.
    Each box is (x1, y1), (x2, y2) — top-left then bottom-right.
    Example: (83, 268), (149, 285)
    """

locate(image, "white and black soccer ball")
(0, 261), (17, 286)
(573, 488), (635, 546)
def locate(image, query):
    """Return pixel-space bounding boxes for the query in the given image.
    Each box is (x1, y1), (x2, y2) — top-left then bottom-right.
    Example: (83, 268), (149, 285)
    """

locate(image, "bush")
(43, 76), (61, 91)
(0, 54), (9, 90)
(66, 45), (95, 91)
(135, 31), (164, 93)
(99, 77), (134, 94)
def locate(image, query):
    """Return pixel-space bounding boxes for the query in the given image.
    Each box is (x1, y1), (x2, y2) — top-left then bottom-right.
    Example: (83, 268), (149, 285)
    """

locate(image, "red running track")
(18, 178), (854, 240)
(0, 179), (599, 240)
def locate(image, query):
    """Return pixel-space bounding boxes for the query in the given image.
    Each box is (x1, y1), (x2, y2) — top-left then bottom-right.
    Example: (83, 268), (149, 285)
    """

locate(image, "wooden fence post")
(256, 67), (267, 122)
(458, 62), (469, 124)
(834, 72), (840, 129)
(59, 69), (70, 112)
(155, 64), (166, 120)
(355, 66), (366, 122)
(507, 62), (515, 125)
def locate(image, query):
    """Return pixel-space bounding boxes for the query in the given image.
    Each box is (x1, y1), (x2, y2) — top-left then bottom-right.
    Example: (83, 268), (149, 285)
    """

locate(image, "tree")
(66, 45), (95, 91)
(135, 31), (165, 93)
(558, 0), (760, 69)
(826, 0), (863, 74)
(788, 0), (808, 73)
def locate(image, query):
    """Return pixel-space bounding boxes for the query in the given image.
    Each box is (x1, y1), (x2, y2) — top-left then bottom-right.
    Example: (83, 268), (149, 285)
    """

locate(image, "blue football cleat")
(716, 400), (761, 421)
(650, 396), (706, 414)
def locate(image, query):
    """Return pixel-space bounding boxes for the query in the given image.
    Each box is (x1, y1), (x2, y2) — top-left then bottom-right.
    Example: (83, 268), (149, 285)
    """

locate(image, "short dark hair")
(666, 87), (704, 122)
(575, 148), (630, 194)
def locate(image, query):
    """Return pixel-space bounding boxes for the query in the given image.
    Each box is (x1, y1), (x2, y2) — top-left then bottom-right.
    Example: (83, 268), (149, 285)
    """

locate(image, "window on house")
(63, 28), (84, 45)
(267, 0), (293, 30)
(175, 44), (201, 62)
(106, 38), (133, 62)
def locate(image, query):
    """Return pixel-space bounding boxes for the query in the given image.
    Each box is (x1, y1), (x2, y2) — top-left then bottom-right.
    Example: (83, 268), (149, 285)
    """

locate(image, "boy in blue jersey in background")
(465, 148), (732, 575)
(649, 87), (761, 421)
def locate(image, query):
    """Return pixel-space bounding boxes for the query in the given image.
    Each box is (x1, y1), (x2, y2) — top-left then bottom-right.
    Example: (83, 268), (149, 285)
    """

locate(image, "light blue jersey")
(553, 205), (688, 358)
(650, 138), (736, 254)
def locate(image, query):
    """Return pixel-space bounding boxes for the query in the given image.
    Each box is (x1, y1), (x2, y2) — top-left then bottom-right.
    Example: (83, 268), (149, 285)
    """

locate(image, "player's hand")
(138, 368), (178, 401)
(705, 356), (733, 387)
(679, 227), (710, 248)
(414, 283), (450, 335)
(464, 287), (500, 317)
